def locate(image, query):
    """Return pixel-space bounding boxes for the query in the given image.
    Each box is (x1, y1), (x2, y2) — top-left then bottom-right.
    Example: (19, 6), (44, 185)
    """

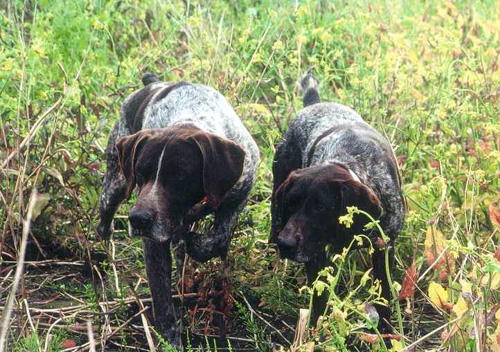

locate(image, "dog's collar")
(307, 127), (362, 184)
(307, 124), (353, 166)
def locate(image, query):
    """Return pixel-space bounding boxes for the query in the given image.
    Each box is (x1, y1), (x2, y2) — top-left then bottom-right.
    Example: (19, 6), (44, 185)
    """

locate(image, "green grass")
(1, 0), (500, 351)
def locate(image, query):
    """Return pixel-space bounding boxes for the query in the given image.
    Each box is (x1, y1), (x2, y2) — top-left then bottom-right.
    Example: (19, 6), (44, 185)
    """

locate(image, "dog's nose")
(276, 235), (297, 251)
(129, 209), (153, 229)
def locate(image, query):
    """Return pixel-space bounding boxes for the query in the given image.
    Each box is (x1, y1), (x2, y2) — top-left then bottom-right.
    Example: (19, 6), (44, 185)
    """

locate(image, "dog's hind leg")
(97, 119), (130, 239)
(143, 238), (180, 347)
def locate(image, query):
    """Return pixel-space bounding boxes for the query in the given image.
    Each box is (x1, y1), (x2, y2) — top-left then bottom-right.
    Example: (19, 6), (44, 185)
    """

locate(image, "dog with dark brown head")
(97, 75), (259, 347)
(117, 126), (245, 242)
(274, 164), (383, 262)
(271, 73), (404, 334)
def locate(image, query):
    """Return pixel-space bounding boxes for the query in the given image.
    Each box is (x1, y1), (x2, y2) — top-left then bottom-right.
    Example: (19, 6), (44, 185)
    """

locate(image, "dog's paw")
(185, 231), (227, 263)
(96, 221), (113, 240)
(185, 202), (212, 223)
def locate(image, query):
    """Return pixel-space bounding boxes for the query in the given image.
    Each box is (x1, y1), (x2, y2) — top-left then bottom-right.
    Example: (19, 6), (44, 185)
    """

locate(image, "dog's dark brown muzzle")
(276, 231), (299, 259)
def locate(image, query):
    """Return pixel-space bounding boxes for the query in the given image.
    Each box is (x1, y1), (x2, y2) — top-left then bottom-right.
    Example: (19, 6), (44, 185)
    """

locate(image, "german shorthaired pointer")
(270, 73), (405, 333)
(97, 74), (259, 346)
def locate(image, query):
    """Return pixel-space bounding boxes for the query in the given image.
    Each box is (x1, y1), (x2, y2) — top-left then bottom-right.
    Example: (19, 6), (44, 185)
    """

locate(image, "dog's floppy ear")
(115, 132), (150, 199)
(270, 179), (289, 244)
(190, 132), (245, 209)
(337, 179), (383, 236)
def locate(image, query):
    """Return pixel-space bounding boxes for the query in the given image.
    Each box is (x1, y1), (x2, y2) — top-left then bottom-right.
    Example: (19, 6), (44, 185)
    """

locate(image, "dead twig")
(291, 308), (310, 352)
(239, 291), (291, 345)
(61, 306), (150, 352)
(0, 95), (64, 169)
(87, 321), (96, 352)
(0, 191), (38, 351)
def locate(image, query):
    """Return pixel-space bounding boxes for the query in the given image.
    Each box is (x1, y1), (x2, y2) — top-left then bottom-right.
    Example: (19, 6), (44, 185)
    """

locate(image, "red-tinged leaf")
(489, 203), (500, 230)
(423, 227), (455, 280)
(359, 333), (401, 344)
(398, 260), (417, 300)
(88, 161), (102, 173)
(438, 251), (456, 281)
(397, 155), (407, 165)
(478, 139), (491, 155)
(443, 302), (454, 310)
(429, 282), (451, 310)
(486, 303), (500, 325)
(424, 227), (444, 267)
(359, 333), (379, 344)
(429, 157), (440, 170)
(89, 103), (100, 117)
(62, 150), (75, 166)
(381, 334), (401, 341)
(467, 137), (477, 157)
(495, 246), (500, 264)
(61, 339), (77, 348)
(376, 237), (387, 249)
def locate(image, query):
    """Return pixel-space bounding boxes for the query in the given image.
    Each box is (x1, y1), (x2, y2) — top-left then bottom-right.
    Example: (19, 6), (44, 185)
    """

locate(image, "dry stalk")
(87, 321), (96, 352)
(61, 306), (150, 352)
(240, 291), (291, 345)
(0, 191), (38, 351)
(138, 300), (157, 352)
(0, 95), (64, 169)
(290, 308), (310, 352)
(42, 317), (63, 352)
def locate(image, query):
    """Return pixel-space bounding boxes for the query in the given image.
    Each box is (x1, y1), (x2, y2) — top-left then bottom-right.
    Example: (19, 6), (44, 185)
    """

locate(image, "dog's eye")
(314, 203), (326, 211)
(314, 202), (326, 212)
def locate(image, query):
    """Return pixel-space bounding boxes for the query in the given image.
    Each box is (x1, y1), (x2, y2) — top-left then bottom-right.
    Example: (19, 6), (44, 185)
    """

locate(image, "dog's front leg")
(142, 238), (180, 347)
(185, 208), (237, 263)
(305, 254), (329, 327)
(97, 119), (130, 239)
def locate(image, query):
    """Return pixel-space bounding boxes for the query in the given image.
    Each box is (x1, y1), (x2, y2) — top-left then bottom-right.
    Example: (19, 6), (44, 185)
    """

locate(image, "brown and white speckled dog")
(270, 73), (405, 333)
(97, 74), (259, 346)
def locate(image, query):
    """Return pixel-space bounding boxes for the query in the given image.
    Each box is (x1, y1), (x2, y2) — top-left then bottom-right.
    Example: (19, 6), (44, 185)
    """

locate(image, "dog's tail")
(299, 70), (320, 107)
(142, 73), (159, 86)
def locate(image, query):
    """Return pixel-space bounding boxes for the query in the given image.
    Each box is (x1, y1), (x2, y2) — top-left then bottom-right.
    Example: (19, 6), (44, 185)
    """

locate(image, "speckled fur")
(98, 76), (259, 347)
(285, 102), (404, 239)
(271, 73), (405, 333)
(142, 83), (259, 210)
(99, 80), (259, 254)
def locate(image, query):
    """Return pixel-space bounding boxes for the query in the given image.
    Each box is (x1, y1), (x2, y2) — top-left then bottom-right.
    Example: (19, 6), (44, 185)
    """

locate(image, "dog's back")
(119, 76), (259, 196)
(283, 73), (404, 238)
(123, 77), (253, 144)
